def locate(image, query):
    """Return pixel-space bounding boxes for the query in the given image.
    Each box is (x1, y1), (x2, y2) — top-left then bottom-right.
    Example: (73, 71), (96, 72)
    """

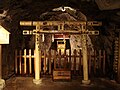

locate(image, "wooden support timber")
(20, 21), (102, 26)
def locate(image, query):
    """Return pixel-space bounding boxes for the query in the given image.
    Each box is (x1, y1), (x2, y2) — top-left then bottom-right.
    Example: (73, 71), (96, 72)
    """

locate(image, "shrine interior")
(0, 0), (120, 89)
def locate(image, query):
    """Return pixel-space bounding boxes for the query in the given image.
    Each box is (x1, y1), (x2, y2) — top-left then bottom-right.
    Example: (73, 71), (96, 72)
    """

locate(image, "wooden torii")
(20, 21), (102, 84)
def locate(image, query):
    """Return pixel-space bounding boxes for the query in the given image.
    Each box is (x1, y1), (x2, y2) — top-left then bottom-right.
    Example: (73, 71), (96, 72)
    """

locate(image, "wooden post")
(33, 32), (41, 84)
(81, 35), (90, 84)
(64, 50), (67, 69)
(35, 34), (40, 79)
(15, 50), (18, 74)
(88, 50), (91, 75)
(0, 45), (5, 88)
(44, 50), (46, 74)
(74, 49), (76, 74)
(29, 49), (32, 74)
(103, 50), (106, 75)
(54, 50), (57, 70)
(59, 50), (61, 69)
(49, 50), (51, 74)
(69, 49), (71, 70)
(19, 50), (22, 74)
(24, 49), (27, 74)
(79, 49), (82, 75)
(99, 50), (101, 70)
(94, 50), (97, 75)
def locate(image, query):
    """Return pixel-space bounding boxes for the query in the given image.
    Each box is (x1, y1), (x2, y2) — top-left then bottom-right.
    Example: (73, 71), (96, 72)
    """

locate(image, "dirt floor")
(2, 76), (120, 90)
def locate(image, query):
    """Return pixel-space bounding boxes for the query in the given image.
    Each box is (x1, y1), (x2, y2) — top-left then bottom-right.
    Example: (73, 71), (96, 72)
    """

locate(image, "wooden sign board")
(0, 25), (10, 44)
(53, 70), (71, 80)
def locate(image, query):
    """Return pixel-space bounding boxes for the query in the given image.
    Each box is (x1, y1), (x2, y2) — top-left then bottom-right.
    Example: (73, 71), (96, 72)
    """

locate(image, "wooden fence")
(15, 49), (106, 76)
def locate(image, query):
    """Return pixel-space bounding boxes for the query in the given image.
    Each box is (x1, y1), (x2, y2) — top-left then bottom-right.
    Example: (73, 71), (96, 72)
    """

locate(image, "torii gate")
(20, 21), (102, 84)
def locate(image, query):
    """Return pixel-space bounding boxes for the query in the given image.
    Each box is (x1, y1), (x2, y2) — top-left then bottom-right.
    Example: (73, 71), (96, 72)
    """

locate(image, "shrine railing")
(15, 49), (106, 76)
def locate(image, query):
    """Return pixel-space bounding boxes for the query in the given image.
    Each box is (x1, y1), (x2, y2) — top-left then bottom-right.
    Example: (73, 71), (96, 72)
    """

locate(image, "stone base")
(33, 79), (42, 85)
(0, 79), (5, 89)
(82, 80), (91, 85)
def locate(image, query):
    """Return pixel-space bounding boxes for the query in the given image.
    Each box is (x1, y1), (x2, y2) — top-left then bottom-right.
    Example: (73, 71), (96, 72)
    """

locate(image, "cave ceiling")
(0, 0), (120, 30)
(0, 0), (119, 55)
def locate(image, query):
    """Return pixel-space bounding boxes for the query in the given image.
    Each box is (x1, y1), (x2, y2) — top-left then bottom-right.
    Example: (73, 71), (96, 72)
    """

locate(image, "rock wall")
(0, 3), (117, 79)
(38, 7), (94, 55)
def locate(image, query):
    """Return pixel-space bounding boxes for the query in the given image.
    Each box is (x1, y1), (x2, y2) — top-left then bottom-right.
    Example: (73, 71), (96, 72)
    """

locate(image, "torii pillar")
(81, 34), (90, 84)
(33, 25), (42, 84)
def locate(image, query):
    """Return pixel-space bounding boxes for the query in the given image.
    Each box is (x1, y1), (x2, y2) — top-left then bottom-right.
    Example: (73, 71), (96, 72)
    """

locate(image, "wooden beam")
(23, 30), (99, 35)
(20, 21), (102, 26)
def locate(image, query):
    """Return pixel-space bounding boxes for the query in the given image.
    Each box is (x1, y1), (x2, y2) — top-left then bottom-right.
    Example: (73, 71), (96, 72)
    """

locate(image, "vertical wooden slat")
(39, 50), (42, 72)
(19, 50), (22, 74)
(69, 49), (71, 70)
(54, 50), (56, 70)
(74, 49), (76, 74)
(33, 50), (35, 73)
(79, 49), (82, 75)
(49, 50), (51, 74)
(99, 50), (101, 69)
(64, 49), (67, 69)
(88, 50), (91, 75)
(44, 50), (46, 73)
(103, 50), (106, 75)
(94, 50), (96, 75)
(29, 49), (32, 74)
(15, 50), (18, 74)
(24, 49), (27, 74)
(59, 50), (61, 68)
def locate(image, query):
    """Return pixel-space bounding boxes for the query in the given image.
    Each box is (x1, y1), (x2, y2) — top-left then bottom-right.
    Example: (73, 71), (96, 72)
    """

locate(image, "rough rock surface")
(0, 0), (119, 79)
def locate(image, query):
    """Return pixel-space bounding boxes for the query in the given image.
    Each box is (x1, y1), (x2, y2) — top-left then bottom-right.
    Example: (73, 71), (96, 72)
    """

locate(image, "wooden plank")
(44, 50), (46, 73)
(79, 49), (82, 75)
(69, 49), (71, 70)
(103, 50), (106, 75)
(94, 50), (97, 74)
(88, 50), (91, 75)
(15, 50), (18, 74)
(74, 49), (76, 74)
(99, 50), (101, 69)
(54, 50), (57, 70)
(24, 49), (27, 74)
(49, 50), (51, 74)
(59, 50), (61, 68)
(20, 21), (101, 26)
(53, 70), (71, 80)
(29, 49), (32, 74)
(19, 50), (22, 74)
(39, 50), (42, 72)
(64, 50), (67, 69)
(33, 50), (35, 73)
(33, 30), (99, 35)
